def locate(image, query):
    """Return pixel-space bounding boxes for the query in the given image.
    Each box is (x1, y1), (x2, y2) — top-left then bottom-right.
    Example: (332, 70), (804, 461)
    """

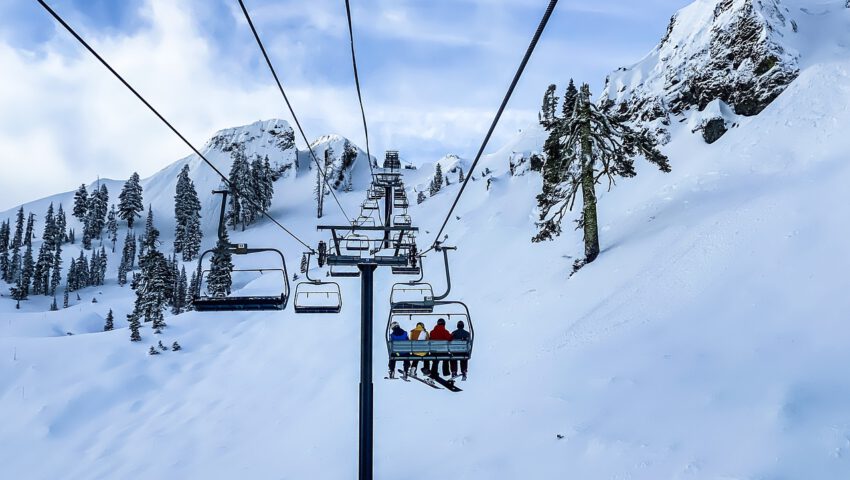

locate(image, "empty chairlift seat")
(294, 281), (342, 314)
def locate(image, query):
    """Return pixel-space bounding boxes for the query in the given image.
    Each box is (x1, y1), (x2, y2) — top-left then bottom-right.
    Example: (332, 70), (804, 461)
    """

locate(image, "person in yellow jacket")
(408, 322), (431, 376)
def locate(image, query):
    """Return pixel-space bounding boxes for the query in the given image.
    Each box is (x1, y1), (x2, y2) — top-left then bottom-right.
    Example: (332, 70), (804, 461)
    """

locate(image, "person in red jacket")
(429, 318), (452, 379)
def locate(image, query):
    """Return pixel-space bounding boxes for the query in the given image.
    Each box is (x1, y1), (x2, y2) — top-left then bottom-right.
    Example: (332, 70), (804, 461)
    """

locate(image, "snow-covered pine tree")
(50, 296), (58, 311)
(417, 191), (426, 204)
(118, 172), (144, 229)
(7, 208), (24, 283)
(128, 312), (141, 341)
(32, 242), (52, 296)
(539, 84), (559, 129)
(10, 278), (25, 307)
(50, 243), (62, 296)
(533, 84), (670, 264)
(56, 204), (67, 244)
(130, 209), (169, 331)
(173, 164), (202, 261)
(63, 288), (69, 308)
(0, 220), (9, 282)
(86, 183), (109, 242)
(148, 346), (159, 355)
(72, 184), (88, 223)
(429, 163), (443, 197)
(300, 253), (308, 274)
(66, 259), (77, 292)
(75, 251), (89, 288)
(227, 145), (251, 230)
(107, 204), (118, 252)
(458, 168), (465, 183)
(172, 341), (182, 351)
(104, 309), (114, 331)
(20, 242), (34, 298)
(24, 212), (35, 247)
(314, 147), (332, 219)
(68, 228), (75, 245)
(561, 79), (578, 119)
(172, 266), (187, 314)
(186, 267), (199, 310)
(248, 155), (272, 225)
(206, 230), (233, 297)
(42, 203), (57, 248)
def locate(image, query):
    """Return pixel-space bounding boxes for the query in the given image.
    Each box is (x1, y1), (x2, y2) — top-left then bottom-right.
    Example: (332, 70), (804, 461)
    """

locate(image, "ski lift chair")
(362, 199), (379, 211)
(293, 253), (342, 314)
(390, 282), (435, 313)
(393, 197), (409, 209)
(393, 214), (412, 227)
(193, 191), (290, 312)
(386, 302), (473, 362)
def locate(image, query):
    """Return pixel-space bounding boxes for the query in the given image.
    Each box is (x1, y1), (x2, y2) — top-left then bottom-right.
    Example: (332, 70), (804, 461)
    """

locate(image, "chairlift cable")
(36, 0), (314, 252)
(237, 0), (352, 225)
(343, 0), (384, 227)
(422, 0), (559, 255)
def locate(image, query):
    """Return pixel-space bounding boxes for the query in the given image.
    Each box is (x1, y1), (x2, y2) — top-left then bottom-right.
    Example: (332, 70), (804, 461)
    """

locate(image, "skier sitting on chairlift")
(388, 321), (410, 379)
(429, 318), (453, 379)
(451, 320), (470, 381)
(408, 322), (430, 377)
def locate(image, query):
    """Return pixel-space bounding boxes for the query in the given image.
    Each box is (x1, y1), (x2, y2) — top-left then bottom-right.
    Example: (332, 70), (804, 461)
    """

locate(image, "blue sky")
(0, 0), (692, 210)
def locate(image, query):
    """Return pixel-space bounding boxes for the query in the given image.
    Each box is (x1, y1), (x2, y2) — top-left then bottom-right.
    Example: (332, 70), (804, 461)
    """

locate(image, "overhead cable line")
(237, 0), (352, 225)
(422, 0), (559, 255)
(343, 0), (384, 227)
(36, 0), (314, 252)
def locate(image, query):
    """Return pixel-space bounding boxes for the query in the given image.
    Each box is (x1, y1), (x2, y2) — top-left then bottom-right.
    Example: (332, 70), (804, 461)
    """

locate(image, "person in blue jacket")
(388, 321), (411, 379)
(450, 320), (471, 381)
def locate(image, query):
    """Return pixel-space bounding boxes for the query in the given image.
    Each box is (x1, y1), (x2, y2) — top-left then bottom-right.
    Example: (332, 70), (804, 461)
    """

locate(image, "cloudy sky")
(0, 0), (691, 210)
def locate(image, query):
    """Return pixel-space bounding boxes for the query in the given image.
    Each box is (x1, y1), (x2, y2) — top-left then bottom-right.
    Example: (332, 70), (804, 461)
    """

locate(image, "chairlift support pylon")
(193, 190), (290, 311)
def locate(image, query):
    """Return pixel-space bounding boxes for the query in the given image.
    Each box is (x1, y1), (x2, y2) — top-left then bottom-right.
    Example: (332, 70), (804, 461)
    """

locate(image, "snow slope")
(2, 1), (850, 478)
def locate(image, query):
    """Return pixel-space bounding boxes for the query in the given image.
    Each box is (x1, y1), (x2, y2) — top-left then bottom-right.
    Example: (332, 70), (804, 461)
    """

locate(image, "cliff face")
(601, 0), (799, 143)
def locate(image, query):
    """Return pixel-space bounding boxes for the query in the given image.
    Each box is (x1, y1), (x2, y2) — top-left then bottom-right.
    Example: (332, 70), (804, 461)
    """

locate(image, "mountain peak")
(601, 0), (799, 143)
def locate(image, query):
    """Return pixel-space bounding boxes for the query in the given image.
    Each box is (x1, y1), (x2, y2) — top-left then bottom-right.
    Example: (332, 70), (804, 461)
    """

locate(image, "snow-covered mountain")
(2, 1), (850, 478)
(601, 0), (800, 143)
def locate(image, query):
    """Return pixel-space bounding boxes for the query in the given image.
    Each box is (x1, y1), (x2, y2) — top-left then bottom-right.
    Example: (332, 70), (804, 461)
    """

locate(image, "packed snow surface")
(2, 1), (850, 478)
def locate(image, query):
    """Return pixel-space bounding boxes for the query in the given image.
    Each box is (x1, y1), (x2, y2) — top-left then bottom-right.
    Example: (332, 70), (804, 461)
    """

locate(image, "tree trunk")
(580, 126), (600, 263)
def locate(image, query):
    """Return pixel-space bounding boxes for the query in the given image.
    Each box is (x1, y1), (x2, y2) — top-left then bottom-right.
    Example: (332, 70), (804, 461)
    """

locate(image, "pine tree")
(300, 253), (308, 274)
(68, 228), (75, 245)
(72, 184), (89, 223)
(32, 243), (52, 295)
(86, 183), (109, 241)
(417, 191), (426, 204)
(104, 309), (114, 331)
(7, 208), (24, 283)
(56, 204), (67, 244)
(533, 84), (670, 264)
(173, 164), (203, 261)
(0, 220), (9, 282)
(107, 204), (118, 252)
(50, 296), (58, 311)
(539, 84), (559, 129)
(24, 212), (35, 247)
(129, 209), (169, 331)
(458, 168), (465, 183)
(50, 243), (62, 296)
(429, 164), (443, 197)
(118, 172), (144, 228)
(128, 311), (141, 341)
(148, 346), (159, 355)
(20, 242), (34, 298)
(186, 267), (199, 310)
(206, 230), (233, 297)
(561, 79), (578, 120)
(172, 341), (182, 351)
(227, 145), (250, 230)
(42, 203), (57, 247)
(314, 148), (332, 219)
(63, 288), (69, 308)
(172, 266), (187, 314)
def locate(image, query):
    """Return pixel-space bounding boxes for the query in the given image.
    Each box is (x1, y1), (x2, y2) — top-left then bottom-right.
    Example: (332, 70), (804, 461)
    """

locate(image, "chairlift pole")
(358, 261), (378, 480)
(382, 186), (392, 248)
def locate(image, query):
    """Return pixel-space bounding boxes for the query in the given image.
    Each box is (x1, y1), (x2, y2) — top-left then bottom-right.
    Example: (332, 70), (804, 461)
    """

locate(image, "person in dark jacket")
(429, 318), (452, 378)
(451, 320), (470, 380)
(388, 321), (410, 379)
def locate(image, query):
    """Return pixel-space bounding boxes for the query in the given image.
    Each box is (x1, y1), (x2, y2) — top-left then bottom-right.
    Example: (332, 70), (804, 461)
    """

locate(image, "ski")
(429, 374), (463, 392)
(400, 370), (441, 390)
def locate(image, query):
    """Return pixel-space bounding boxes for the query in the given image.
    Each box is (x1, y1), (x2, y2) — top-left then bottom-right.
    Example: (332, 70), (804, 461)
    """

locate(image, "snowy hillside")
(601, 0), (800, 143)
(2, 0), (850, 479)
